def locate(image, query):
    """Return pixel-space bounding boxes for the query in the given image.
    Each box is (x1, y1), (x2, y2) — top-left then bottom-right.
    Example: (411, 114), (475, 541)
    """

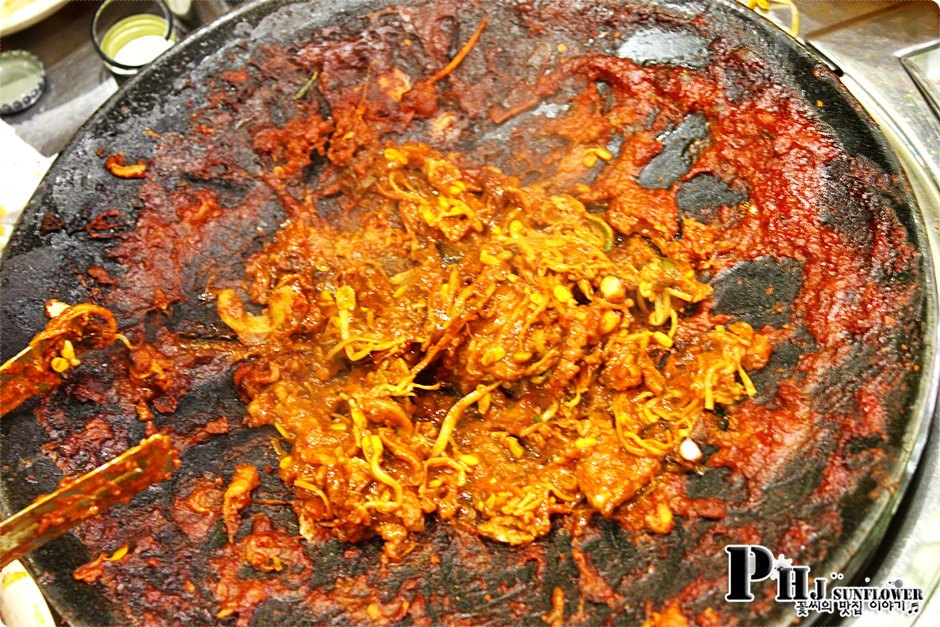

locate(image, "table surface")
(3, 1), (114, 156)
(1, 0), (241, 156)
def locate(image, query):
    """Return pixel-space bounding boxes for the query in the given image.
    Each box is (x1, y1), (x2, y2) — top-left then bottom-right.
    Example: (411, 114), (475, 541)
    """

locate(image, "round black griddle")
(0, 0), (935, 624)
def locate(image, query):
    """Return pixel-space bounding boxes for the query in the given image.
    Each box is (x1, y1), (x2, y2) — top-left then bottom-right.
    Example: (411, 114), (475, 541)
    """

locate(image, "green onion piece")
(584, 214), (614, 251)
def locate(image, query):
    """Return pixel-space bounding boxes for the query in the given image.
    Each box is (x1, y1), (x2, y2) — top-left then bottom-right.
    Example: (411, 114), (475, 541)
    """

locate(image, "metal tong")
(0, 303), (179, 569)
(0, 302), (119, 416)
(0, 434), (180, 569)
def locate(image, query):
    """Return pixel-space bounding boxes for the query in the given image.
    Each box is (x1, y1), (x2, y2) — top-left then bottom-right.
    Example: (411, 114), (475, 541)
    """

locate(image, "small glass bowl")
(92, 0), (176, 76)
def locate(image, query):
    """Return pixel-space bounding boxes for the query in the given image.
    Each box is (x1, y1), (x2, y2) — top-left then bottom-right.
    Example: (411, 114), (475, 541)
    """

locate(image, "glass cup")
(92, 0), (176, 77)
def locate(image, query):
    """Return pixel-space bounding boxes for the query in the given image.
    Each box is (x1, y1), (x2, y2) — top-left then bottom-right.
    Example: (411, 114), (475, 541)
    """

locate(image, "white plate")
(0, 0), (70, 37)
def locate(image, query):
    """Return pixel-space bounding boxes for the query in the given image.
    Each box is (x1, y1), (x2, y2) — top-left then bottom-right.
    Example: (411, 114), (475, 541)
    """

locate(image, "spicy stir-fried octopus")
(217, 79), (770, 557)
